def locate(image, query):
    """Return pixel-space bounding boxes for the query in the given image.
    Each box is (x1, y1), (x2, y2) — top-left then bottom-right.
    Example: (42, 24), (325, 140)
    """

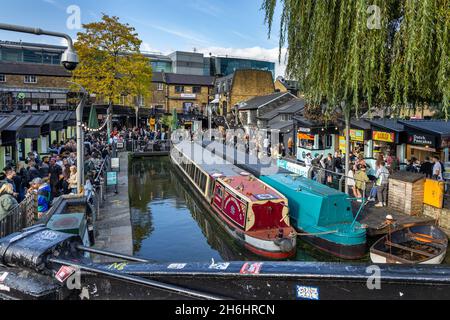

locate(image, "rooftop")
(400, 120), (450, 138)
(152, 72), (215, 86)
(239, 92), (290, 111)
(220, 175), (283, 202)
(0, 61), (71, 77)
(369, 119), (405, 133)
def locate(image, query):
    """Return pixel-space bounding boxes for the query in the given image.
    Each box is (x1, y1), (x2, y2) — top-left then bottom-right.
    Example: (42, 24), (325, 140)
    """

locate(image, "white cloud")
(198, 46), (288, 78)
(42, 0), (65, 10)
(188, 0), (221, 17)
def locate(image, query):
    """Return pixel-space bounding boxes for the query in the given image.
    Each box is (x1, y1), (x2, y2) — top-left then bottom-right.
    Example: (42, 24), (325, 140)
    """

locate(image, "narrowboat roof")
(219, 175), (283, 202)
(265, 174), (344, 197)
(199, 164), (248, 178)
(175, 141), (250, 177)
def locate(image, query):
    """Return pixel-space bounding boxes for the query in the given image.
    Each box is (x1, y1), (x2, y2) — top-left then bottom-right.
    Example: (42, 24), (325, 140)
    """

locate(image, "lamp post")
(0, 23), (84, 193)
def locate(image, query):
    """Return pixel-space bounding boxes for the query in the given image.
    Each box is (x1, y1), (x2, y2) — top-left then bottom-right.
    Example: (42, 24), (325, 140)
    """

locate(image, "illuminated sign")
(372, 131), (395, 143)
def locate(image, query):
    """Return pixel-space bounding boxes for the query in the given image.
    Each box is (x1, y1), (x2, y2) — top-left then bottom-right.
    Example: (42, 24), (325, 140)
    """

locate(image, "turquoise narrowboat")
(261, 173), (366, 259)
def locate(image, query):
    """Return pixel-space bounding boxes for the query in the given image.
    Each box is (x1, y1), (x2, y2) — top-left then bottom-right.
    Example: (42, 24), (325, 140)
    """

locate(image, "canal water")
(129, 157), (450, 264)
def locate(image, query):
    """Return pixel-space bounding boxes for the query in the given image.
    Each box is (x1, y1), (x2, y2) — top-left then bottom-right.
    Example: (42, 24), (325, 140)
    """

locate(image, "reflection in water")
(129, 157), (450, 264)
(129, 157), (317, 263)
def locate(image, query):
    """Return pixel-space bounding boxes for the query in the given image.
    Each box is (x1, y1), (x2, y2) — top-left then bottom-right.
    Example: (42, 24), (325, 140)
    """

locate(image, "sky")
(0, 0), (288, 76)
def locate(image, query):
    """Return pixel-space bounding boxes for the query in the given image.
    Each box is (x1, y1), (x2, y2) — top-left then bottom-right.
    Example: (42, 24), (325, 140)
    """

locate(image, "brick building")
(151, 71), (215, 115)
(214, 69), (275, 116)
(0, 61), (72, 111)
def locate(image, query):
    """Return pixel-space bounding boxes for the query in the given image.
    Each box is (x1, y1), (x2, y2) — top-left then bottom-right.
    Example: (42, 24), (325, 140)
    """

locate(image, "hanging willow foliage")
(262, 0), (449, 118)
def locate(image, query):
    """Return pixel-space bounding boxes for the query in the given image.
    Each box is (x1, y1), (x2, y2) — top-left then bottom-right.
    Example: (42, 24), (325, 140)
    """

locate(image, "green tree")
(263, 0), (449, 192)
(72, 14), (152, 134)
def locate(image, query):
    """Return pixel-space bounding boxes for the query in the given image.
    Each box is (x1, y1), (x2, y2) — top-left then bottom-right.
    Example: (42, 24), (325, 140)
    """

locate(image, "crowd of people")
(0, 133), (111, 221)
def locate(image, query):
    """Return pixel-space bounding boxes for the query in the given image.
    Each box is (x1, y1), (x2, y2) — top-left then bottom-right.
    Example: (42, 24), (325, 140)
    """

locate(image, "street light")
(0, 23), (83, 193)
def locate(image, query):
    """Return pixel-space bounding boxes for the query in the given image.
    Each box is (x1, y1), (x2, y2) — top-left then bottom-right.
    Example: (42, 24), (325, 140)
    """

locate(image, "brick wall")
(166, 84), (211, 113)
(422, 204), (450, 230)
(1, 74), (70, 88)
(230, 70), (274, 107)
(274, 80), (288, 93)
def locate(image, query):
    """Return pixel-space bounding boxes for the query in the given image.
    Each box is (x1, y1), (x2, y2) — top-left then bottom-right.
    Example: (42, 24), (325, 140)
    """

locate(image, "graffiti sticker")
(208, 262), (230, 270)
(55, 266), (77, 283)
(240, 262), (263, 275)
(167, 263), (187, 270)
(296, 285), (320, 300)
(0, 272), (8, 283)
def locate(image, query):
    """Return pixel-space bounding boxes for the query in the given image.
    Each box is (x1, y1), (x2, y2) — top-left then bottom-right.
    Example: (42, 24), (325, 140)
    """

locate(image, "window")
(24, 75), (37, 84)
(175, 86), (184, 93)
(281, 114), (293, 121)
(192, 86), (201, 94)
(156, 83), (164, 91)
(0, 74), (5, 82)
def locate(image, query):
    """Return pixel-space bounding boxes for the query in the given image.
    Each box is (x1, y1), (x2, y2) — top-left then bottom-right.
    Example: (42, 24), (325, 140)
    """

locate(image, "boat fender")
(274, 238), (294, 253)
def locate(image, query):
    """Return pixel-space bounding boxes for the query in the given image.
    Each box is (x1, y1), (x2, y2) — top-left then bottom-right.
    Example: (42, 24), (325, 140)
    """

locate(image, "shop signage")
(408, 134), (435, 146)
(277, 159), (310, 177)
(181, 93), (196, 99)
(339, 136), (346, 153)
(106, 172), (118, 186)
(298, 127), (311, 133)
(372, 131), (395, 143)
(111, 158), (120, 171)
(350, 129), (364, 142)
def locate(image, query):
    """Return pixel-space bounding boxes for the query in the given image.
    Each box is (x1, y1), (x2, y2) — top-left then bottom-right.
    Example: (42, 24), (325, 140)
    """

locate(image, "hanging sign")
(372, 131), (395, 143)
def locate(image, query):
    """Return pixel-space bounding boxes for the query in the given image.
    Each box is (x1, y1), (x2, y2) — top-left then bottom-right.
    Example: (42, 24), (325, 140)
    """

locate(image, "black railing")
(123, 139), (171, 153)
(0, 193), (37, 238)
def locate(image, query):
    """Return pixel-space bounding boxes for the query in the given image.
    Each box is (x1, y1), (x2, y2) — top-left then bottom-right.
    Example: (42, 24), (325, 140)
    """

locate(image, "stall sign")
(106, 172), (118, 186)
(350, 129), (364, 142)
(372, 131), (395, 143)
(339, 136), (346, 153)
(408, 134), (435, 146)
(277, 159), (310, 177)
(298, 127), (311, 133)
(111, 158), (120, 171)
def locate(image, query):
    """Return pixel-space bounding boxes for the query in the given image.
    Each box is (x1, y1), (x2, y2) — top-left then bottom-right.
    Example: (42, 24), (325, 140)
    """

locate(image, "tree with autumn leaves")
(72, 14), (152, 133)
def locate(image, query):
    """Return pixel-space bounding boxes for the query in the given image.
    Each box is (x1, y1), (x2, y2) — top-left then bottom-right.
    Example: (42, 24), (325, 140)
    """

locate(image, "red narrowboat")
(171, 142), (297, 259)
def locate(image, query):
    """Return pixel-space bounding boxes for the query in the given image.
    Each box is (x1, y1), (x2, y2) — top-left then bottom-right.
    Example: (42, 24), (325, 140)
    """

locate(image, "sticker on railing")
(0, 272), (8, 283)
(296, 285), (320, 300)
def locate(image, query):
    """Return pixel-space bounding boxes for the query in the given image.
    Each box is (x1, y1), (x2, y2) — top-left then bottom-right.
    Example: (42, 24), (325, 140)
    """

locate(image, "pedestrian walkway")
(93, 152), (133, 262)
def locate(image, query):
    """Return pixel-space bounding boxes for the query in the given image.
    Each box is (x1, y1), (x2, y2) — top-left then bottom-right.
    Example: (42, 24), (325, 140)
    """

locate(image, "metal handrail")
(0, 193), (37, 238)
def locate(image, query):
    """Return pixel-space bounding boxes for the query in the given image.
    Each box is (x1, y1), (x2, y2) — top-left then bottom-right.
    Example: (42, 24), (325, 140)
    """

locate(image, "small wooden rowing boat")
(370, 225), (448, 264)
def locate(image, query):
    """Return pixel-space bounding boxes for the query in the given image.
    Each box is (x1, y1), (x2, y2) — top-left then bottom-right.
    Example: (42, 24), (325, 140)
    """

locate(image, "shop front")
(401, 120), (450, 164)
(369, 120), (407, 163)
(293, 116), (339, 162)
(338, 129), (366, 155)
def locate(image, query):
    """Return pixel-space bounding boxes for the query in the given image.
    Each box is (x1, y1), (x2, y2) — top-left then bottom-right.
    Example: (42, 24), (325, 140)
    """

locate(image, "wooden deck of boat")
(353, 202), (435, 237)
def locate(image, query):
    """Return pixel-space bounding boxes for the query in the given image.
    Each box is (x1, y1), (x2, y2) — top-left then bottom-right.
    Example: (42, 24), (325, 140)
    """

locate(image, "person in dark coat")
(48, 158), (62, 198)
(420, 157), (433, 178)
